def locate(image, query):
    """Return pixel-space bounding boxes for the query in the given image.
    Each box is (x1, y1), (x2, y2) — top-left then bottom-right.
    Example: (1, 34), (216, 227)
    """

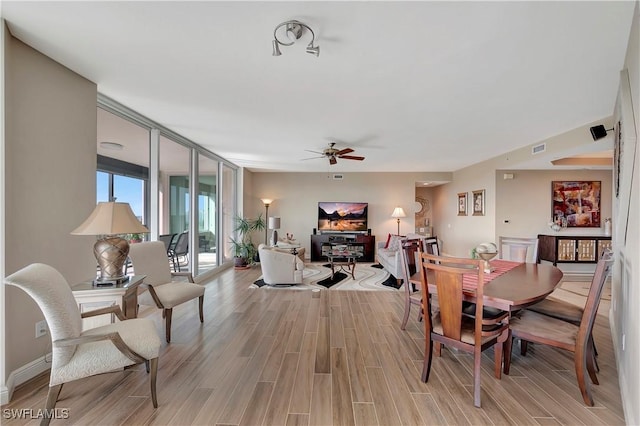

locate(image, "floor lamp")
(261, 198), (273, 244)
(391, 207), (406, 235)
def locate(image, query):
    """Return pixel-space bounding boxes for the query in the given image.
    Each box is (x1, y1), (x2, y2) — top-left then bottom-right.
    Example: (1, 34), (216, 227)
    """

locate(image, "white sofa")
(376, 234), (436, 281)
(258, 244), (305, 286)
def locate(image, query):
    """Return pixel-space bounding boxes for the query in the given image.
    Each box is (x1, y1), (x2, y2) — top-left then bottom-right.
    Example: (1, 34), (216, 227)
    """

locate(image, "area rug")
(251, 263), (400, 291)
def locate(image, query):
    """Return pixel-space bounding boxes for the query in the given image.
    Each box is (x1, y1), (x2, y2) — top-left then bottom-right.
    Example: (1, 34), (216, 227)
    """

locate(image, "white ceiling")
(2, 1), (634, 173)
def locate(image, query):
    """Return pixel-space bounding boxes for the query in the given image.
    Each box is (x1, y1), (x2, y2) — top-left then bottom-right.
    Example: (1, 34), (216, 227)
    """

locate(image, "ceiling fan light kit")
(272, 20), (320, 57)
(303, 142), (365, 165)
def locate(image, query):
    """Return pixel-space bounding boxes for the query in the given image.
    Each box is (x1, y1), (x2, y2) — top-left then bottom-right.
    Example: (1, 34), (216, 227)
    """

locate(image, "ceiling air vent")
(532, 143), (546, 155)
(333, 174), (344, 180)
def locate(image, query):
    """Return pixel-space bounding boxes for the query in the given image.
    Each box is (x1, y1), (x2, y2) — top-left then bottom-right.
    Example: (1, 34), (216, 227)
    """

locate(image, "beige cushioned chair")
(128, 241), (205, 343)
(5, 263), (161, 426)
(258, 243), (305, 286)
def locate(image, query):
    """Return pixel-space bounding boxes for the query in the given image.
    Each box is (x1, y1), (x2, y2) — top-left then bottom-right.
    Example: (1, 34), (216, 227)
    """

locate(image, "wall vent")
(532, 143), (546, 155)
(333, 174), (344, 180)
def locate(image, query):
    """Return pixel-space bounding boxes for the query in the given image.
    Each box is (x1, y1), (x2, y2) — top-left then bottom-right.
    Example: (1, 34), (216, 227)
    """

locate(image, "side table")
(72, 275), (145, 330)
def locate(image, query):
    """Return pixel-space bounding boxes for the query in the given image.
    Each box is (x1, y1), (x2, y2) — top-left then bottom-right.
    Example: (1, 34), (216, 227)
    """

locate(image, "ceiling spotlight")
(272, 20), (320, 57)
(590, 125), (613, 141)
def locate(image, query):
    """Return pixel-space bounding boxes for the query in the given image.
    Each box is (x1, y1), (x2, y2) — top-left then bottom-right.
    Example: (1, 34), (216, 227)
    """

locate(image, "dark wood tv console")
(537, 234), (612, 266)
(310, 234), (375, 262)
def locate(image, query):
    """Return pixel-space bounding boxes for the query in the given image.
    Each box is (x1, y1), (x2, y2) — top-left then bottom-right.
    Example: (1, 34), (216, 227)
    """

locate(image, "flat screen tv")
(318, 202), (368, 232)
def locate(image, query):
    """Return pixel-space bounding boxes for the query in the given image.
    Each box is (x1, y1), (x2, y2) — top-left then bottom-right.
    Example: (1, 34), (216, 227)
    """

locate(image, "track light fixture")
(272, 20), (320, 57)
(590, 124), (614, 141)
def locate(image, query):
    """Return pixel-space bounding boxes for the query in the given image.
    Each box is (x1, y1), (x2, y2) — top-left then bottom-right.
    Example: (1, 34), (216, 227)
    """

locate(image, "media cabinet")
(310, 234), (375, 262)
(537, 234), (612, 266)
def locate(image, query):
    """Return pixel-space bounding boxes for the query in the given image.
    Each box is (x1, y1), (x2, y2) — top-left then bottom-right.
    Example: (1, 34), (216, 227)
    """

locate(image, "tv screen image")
(318, 202), (368, 232)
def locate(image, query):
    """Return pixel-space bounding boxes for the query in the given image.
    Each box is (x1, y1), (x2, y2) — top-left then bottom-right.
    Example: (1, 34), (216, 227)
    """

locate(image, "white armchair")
(5, 264), (161, 425)
(258, 243), (305, 286)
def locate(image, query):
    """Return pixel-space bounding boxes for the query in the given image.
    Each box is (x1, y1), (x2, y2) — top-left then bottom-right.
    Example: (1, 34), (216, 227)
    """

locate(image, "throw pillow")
(387, 235), (402, 252)
(384, 233), (392, 249)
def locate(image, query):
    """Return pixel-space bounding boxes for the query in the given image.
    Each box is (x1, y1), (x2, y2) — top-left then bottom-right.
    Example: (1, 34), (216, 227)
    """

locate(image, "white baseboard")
(1, 354), (51, 404)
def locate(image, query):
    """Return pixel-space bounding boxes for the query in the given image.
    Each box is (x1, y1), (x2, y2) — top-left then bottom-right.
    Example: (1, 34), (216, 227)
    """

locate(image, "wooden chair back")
(498, 236), (539, 263)
(577, 250), (614, 352)
(418, 252), (509, 407)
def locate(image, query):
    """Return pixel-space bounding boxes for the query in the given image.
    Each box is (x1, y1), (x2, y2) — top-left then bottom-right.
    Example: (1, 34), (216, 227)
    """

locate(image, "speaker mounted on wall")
(590, 124), (612, 141)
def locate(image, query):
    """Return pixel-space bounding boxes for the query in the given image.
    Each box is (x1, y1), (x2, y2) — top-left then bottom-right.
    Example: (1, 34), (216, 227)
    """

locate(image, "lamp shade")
(261, 198), (273, 206)
(72, 202), (148, 235)
(268, 217), (281, 229)
(391, 207), (406, 218)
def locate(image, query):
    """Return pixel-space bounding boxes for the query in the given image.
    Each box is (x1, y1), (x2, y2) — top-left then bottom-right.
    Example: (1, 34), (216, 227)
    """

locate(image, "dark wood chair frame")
(418, 252), (510, 408)
(504, 251), (613, 406)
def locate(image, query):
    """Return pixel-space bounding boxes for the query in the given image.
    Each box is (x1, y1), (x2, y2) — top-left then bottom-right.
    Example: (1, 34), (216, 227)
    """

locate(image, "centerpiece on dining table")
(475, 242), (498, 273)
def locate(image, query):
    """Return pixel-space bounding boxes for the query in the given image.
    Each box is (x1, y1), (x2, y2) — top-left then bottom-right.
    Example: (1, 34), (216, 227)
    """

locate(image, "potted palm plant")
(230, 214), (266, 268)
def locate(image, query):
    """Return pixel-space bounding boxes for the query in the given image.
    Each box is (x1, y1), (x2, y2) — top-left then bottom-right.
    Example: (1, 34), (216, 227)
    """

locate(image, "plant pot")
(234, 257), (249, 269)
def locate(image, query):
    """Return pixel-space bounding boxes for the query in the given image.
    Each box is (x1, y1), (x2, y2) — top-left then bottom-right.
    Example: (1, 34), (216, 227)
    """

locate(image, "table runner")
(462, 259), (521, 290)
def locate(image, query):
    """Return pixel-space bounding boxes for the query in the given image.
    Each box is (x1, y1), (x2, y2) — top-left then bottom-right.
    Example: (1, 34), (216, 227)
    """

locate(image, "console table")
(310, 234), (375, 262)
(537, 234), (612, 266)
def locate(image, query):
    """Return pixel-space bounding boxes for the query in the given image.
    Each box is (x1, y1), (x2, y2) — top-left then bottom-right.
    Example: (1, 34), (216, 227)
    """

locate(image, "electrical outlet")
(35, 320), (48, 338)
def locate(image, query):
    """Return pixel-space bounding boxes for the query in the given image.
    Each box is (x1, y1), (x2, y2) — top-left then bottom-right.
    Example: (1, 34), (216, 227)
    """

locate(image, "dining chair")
(5, 263), (161, 425)
(504, 251), (613, 406)
(158, 233), (178, 270)
(169, 231), (189, 272)
(418, 252), (510, 407)
(498, 236), (539, 263)
(399, 238), (424, 330)
(129, 241), (205, 343)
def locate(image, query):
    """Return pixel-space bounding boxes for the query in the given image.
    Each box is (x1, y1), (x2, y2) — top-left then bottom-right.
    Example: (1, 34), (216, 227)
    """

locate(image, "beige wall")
(3, 34), (97, 384)
(432, 117), (615, 257)
(610, 2), (639, 423)
(249, 172), (447, 256)
(495, 170), (612, 238)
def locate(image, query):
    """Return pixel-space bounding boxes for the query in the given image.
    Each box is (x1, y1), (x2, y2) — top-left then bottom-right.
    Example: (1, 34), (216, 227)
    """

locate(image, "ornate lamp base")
(94, 236), (130, 283)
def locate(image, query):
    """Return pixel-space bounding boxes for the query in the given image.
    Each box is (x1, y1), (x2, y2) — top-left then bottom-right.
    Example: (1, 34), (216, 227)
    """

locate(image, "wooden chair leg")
(434, 341), (442, 357)
(199, 295), (204, 323)
(401, 298), (411, 330)
(585, 341), (599, 386)
(149, 357), (159, 408)
(494, 343), (503, 379)
(520, 339), (529, 356)
(165, 308), (173, 343)
(504, 334), (513, 375)
(42, 384), (63, 426)
(473, 347), (482, 408)
(575, 349), (595, 406)
(421, 335), (433, 383)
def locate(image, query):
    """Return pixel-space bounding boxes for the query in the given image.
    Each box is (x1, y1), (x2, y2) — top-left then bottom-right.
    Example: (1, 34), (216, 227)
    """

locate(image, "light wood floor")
(3, 265), (626, 425)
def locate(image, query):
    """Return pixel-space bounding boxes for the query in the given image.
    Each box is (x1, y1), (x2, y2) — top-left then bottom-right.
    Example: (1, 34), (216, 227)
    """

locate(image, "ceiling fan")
(303, 142), (365, 165)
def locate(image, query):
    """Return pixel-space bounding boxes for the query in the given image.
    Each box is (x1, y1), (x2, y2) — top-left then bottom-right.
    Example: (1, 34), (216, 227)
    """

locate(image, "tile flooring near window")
(3, 270), (625, 425)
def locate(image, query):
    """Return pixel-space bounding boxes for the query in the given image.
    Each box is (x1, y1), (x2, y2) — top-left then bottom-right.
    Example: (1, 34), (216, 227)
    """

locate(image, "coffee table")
(326, 249), (362, 280)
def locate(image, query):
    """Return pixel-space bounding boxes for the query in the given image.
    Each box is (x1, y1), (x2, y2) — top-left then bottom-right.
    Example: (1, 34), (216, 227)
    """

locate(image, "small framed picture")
(472, 189), (485, 216)
(457, 192), (467, 216)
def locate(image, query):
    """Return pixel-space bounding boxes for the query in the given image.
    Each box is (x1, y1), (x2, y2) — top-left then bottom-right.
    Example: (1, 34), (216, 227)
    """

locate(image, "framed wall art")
(472, 189), (485, 216)
(457, 192), (467, 216)
(551, 181), (601, 227)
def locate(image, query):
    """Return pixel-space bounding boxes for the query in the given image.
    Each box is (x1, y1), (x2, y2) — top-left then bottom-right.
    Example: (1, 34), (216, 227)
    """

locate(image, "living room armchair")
(128, 241), (205, 343)
(258, 243), (305, 286)
(5, 263), (161, 425)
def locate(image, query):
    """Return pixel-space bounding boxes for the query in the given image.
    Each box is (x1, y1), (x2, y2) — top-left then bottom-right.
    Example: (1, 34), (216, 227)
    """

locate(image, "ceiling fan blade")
(329, 156), (337, 165)
(304, 149), (324, 155)
(339, 155), (365, 161)
(301, 155), (324, 161)
(335, 148), (354, 156)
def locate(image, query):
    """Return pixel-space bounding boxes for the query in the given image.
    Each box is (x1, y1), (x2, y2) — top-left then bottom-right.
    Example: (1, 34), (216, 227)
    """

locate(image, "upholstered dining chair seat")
(54, 319), (160, 386)
(138, 281), (205, 309)
(431, 313), (507, 346)
(527, 297), (583, 324)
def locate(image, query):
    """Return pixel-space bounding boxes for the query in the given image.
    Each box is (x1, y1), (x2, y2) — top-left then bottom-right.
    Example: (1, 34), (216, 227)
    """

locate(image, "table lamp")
(72, 201), (149, 285)
(391, 207), (406, 235)
(268, 216), (281, 246)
